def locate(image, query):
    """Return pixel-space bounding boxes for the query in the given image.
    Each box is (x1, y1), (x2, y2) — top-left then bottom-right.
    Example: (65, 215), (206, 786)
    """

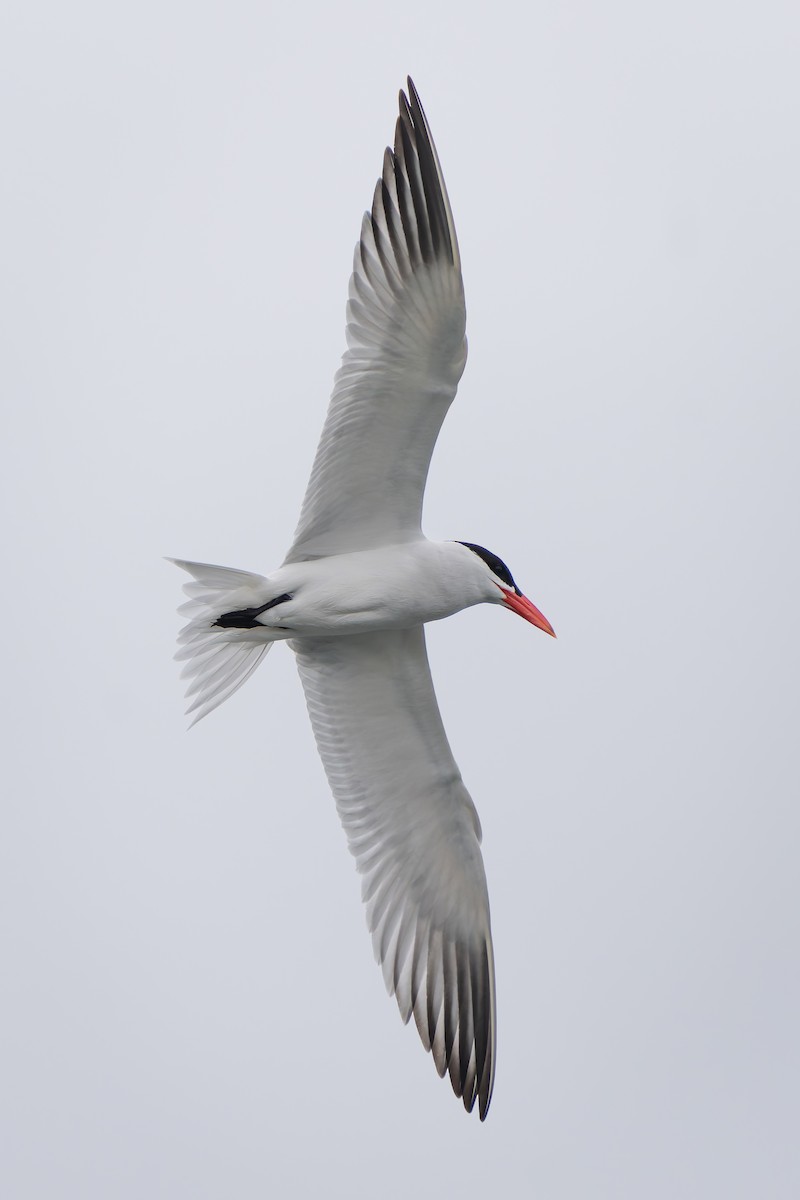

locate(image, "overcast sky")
(2, 2), (799, 1197)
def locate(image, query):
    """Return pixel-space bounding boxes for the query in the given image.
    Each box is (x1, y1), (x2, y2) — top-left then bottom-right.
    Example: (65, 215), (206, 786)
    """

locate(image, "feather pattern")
(294, 628), (496, 1118)
(285, 79), (467, 563)
(168, 558), (274, 726)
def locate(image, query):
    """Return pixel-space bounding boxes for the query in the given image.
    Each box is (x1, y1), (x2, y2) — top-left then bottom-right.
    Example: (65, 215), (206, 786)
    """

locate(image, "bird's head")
(456, 541), (556, 637)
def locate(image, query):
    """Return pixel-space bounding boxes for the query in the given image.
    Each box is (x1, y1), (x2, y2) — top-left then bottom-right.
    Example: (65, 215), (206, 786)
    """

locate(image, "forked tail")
(168, 558), (275, 725)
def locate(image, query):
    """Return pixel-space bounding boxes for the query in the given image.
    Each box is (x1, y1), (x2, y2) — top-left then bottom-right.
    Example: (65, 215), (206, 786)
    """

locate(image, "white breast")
(265, 541), (494, 636)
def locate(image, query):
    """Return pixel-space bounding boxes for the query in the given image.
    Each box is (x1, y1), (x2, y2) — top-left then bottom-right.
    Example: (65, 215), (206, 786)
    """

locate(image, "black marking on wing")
(399, 77), (456, 268)
(213, 593), (292, 630)
(458, 543), (521, 595)
(370, 78), (459, 283)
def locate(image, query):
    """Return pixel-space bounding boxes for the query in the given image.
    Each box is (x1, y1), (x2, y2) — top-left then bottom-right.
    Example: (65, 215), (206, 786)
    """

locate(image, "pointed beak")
(499, 587), (556, 637)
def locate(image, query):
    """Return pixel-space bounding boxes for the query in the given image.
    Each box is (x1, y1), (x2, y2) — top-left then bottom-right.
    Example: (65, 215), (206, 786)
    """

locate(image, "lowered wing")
(294, 627), (496, 1118)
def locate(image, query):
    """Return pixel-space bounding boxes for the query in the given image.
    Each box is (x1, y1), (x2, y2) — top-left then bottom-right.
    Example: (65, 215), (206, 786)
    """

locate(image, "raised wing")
(294, 628), (496, 1118)
(285, 79), (467, 563)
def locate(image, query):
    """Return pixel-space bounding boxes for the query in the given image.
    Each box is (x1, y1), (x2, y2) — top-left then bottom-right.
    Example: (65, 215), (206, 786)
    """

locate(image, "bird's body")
(178, 541), (511, 641)
(171, 79), (554, 1120)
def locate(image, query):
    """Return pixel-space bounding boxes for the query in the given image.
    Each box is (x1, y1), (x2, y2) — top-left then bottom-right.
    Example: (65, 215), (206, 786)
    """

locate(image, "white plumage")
(171, 79), (554, 1119)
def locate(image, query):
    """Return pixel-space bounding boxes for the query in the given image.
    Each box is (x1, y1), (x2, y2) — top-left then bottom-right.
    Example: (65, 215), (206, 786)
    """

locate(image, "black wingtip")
(401, 76), (423, 121)
(406, 77), (425, 124)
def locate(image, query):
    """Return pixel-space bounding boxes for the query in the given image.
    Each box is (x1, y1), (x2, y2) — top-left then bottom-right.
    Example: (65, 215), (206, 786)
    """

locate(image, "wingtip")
(398, 84), (412, 125)
(165, 556), (194, 575)
(405, 77), (426, 126)
(401, 76), (425, 126)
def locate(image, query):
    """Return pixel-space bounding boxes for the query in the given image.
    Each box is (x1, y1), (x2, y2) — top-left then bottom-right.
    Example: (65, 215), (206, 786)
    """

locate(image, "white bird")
(171, 78), (555, 1120)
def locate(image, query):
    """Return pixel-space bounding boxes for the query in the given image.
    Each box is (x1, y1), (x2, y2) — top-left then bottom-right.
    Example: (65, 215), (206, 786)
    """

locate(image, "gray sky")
(2, 2), (799, 1196)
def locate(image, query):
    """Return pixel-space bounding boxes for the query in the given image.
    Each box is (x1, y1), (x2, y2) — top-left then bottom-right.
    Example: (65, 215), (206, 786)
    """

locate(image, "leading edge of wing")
(284, 80), (467, 564)
(293, 627), (496, 1118)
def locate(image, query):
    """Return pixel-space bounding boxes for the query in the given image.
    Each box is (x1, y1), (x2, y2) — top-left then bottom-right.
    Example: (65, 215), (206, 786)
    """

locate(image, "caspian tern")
(171, 79), (555, 1120)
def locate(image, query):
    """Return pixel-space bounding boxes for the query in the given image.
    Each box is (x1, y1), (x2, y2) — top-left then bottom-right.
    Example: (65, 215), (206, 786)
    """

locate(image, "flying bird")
(171, 79), (555, 1120)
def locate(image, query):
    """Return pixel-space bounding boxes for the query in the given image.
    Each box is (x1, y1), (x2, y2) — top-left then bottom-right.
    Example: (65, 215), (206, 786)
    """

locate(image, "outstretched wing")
(294, 627), (496, 1118)
(285, 79), (467, 563)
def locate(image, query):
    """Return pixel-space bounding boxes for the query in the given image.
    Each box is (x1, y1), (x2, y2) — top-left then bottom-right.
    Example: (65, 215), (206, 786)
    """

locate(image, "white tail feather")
(168, 558), (274, 725)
